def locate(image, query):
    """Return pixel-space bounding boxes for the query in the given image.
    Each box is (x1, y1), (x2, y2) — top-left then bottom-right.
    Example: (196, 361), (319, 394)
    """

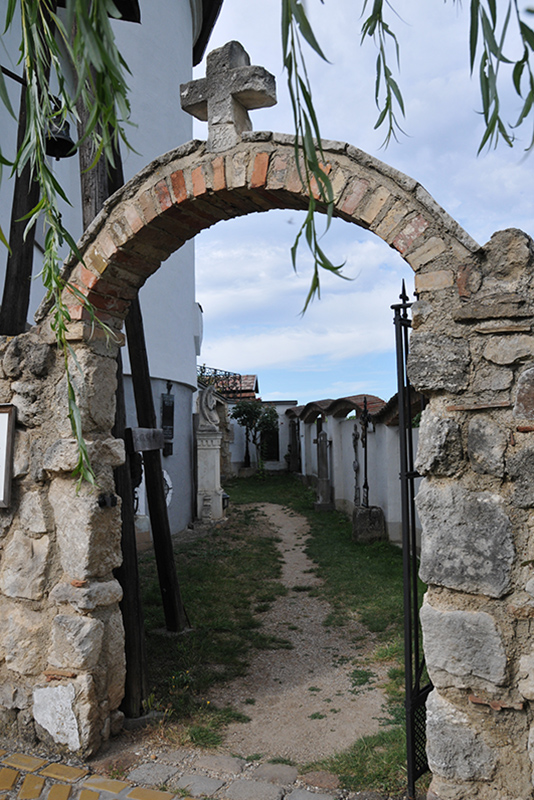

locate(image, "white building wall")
(0, 1), (208, 532)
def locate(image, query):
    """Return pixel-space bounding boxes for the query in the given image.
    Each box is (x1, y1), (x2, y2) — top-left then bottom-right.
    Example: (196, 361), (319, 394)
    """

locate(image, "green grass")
(139, 503), (288, 740)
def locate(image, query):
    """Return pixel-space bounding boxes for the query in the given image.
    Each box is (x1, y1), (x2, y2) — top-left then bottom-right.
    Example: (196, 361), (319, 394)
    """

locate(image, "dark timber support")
(126, 297), (190, 633)
(113, 351), (148, 717)
(0, 76), (40, 335)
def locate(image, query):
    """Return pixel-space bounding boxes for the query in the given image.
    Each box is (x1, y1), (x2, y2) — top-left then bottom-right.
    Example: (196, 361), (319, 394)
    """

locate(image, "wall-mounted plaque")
(0, 405), (16, 508)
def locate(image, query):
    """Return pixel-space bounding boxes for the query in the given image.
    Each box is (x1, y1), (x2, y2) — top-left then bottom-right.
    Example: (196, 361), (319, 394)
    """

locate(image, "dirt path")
(208, 503), (388, 764)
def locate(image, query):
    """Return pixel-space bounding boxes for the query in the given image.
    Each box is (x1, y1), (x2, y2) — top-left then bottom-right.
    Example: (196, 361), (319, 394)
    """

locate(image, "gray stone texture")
(471, 363), (513, 394)
(127, 763), (179, 785)
(416, 481), (514, 597)
(507, 447), (534, 507)
(482, 228), (534, 279)
(49, 476), (122, 578)
(195, 754), (244, 774)
(49, 614), (105, 670)
(222, 779), (284, 800)
(407, 334), (470, 394)
(32, 683), (80, 751)
(467, 417), (506, 476)
(514, 367), (534, 419)
(484, 335), (534, 366)
(426, 690), (494, 781)
(253, 763), (298, 784)
(420, 602), (507, 687)
(50, 579), (123, 612)
(352, 505), (388, 542)
(415, 408), (463, 477)
(0, 530), (50, 600)
(286, 791), (335, 800)
(175, 775), (225, 797)
(518, 649), (534, 700)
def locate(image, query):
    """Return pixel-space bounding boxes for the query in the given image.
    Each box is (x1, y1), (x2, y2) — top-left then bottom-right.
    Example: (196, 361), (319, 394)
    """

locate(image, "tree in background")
(231, 400), (279, 470)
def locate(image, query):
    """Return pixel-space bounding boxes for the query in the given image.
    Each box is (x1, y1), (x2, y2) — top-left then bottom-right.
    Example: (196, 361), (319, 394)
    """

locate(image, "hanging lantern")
(45, 118), (76, 160)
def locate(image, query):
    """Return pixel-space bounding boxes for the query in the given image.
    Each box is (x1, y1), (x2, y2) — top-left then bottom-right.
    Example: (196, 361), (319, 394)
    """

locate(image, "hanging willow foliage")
(0, 0), (132, 486)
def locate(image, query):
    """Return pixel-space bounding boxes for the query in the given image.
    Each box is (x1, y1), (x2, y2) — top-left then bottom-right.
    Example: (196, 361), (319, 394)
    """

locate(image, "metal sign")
(0, 405), (16, 507)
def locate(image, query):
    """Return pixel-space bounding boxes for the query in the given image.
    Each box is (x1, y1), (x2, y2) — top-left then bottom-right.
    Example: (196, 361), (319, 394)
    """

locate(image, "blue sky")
(193, 0), (534, 405)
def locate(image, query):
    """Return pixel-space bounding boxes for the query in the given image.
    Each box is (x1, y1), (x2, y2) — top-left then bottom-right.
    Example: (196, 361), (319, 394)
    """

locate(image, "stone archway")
(2, 131), (534, 799)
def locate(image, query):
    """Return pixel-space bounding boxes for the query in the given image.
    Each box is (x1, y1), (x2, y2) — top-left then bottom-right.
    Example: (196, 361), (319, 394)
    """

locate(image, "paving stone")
(126, 787), (176, 800)
(298, 771), (340, 791)
(194, 755), (244, 774)
(47, 786), (72, 800)
(3, 754), (48, 772)
(17, 774), (45, 800)
(286, 790), (335, 800)
(40, 765), (87, 783)
(252, 764), (298, 784)
(157, 748), (191, 766)
(221, 779), (283, 800)
(175, 775), (224, 797)
(0, 768), (19, 791)
(82, 775), (130, 794)
(78, 792), (99, 800)
(126, 764), (178, 786)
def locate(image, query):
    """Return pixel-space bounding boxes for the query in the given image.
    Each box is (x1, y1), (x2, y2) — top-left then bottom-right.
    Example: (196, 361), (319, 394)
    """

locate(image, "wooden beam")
(125, 297), (190, 633)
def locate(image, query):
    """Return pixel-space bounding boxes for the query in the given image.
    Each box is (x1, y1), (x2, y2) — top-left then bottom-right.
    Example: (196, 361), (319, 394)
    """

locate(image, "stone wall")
(410, 228), (534, 799)
(0, 323), (125, 756)
(2, 132), (534, 790)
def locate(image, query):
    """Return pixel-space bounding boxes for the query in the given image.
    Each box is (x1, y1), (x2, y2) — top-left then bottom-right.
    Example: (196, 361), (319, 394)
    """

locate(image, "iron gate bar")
(392, 281), (433, 800)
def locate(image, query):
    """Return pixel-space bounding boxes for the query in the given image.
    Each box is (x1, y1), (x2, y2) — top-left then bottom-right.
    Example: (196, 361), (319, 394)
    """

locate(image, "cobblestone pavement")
(0, 744), (396, 800)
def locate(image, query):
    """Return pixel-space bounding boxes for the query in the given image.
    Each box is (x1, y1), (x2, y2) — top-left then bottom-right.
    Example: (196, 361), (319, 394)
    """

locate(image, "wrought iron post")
(392, 281), (432, 800)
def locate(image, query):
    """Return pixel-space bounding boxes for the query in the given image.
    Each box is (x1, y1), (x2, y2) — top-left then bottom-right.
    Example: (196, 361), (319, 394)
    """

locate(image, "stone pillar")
(196, 386), (225, 521)
(407, 230), (534, 800)
(314, 430), (333, 511)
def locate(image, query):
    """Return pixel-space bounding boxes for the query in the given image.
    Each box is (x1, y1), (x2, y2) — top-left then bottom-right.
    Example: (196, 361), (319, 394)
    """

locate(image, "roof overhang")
(193, 0), (225, 65)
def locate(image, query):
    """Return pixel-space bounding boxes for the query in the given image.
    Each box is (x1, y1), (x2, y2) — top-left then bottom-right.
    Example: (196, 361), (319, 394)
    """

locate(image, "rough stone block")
(18, 491), (47, 535)
(507, 447), (534, 507)
(415, 409), (463, 477)
(33, 683), (80, 751)
(352, 505), (387, 542)
(514, 367), (534, 419)
(416, 481), (514, 597)
(104, 611), (126, 709)
(414, 270), (453, 293)
(195, 755), (244, 774)
(0, 603), (47, 675)
(467, 417), (506, 476)
(472, 363), (513, 393)
(426, 690), (494, 781)
(407, 334), (470, 394)
(49, 477), (122, 578)
(50, 579), (123, 612)
(0, 530), (50, 600)
(518, 649), (534, 700)
(484, 334), (534, 366)
(359, 186), (390, 224)
(49, 614), (105, 670)
(420, 601), (507, 687)
(285, 791), (334, 800)
(13, 430), (30, 478)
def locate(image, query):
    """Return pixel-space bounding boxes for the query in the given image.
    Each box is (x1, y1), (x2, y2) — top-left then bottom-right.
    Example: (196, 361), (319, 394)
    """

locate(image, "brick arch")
(48, 134), (480, 331)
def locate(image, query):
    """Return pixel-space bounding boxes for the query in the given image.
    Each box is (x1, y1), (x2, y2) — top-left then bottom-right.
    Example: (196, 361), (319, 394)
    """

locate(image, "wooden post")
(126, 297), (190, 633)
(113, 351), (148, 717)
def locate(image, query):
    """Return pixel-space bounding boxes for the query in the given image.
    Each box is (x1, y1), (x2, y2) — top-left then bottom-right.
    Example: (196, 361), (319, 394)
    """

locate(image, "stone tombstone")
(196, 385), (225, 521)
(314, 429), (333, 511)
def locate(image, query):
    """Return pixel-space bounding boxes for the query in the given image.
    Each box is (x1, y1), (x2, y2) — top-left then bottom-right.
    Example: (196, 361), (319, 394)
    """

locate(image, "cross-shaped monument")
(180, 41), (277, 152)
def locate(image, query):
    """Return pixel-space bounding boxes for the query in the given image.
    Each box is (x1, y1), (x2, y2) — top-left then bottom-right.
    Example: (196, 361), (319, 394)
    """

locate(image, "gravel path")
(207, 503), (388, 764)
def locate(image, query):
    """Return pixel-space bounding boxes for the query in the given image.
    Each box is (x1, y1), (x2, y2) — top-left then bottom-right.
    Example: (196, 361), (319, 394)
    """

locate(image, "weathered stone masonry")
(1, 131), (533, 798)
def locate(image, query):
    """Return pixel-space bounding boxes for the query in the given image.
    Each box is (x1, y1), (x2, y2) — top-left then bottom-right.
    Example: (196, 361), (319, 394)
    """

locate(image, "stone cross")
(180, 41), (277, 152)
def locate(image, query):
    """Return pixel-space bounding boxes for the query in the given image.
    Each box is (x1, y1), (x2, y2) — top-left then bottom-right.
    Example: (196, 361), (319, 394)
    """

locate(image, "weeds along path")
(207, 503), (388, 763)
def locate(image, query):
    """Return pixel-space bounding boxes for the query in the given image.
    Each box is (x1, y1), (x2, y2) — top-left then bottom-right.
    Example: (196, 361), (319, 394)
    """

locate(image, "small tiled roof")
(286, 394), (386, 423)
(214, 374), (259, 400)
